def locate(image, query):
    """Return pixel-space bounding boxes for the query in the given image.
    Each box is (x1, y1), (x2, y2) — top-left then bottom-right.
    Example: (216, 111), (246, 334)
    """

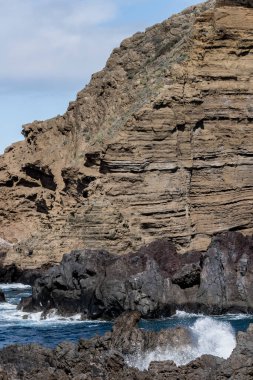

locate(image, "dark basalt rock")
(20, 232), (253, 319)
(0, 311), (193, 379)
(0, 289), (5, 303)
(110, 311), (193, 355)
(0, 263), (50, 286)
(217, 0), (253, 7)
(0, 312), (253, 379)
(20, 240), (202, 318)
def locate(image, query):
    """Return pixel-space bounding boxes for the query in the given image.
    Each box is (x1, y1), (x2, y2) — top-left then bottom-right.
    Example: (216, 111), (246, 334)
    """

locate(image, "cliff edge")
(1, 0), (253, 269)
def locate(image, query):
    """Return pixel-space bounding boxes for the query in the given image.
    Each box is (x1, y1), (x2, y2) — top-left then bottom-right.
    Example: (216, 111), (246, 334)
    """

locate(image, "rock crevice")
(20, 232), (253, 319)
(1, 0), (253, 268)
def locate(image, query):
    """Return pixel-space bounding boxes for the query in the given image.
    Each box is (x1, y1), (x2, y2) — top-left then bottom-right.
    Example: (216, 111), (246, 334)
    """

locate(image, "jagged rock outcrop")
(20, 232), (253, 318)
(0, 290), (5, 303)
(1, 0), (253, 269)
(217, 0), (253, 7)
(0, 312), (252, 380)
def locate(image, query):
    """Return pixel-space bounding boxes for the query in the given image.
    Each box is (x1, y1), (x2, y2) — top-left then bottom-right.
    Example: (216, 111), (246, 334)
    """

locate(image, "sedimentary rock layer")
(21, 232), (253, 319)
(1, 0), (253, 268)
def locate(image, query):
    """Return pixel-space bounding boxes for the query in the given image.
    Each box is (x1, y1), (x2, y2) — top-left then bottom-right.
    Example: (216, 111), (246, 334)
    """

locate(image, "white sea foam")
(0, 302), (16, 311)
(0, 283), (31, 290)
(174, 310), (253, 321)
(126, 317), (236, 371)
(219, 313), (253, 320)
(174, 310), (204, 318)
(0, 304), (84, 325)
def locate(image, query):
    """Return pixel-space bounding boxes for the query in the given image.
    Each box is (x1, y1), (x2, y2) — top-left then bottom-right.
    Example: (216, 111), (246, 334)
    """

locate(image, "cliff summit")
(0, 0), (253, 269)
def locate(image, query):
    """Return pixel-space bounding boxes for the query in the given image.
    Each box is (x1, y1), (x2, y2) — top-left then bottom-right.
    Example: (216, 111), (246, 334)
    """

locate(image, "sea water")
(0, 283), (112, 347)
(1, 284), (253, 369)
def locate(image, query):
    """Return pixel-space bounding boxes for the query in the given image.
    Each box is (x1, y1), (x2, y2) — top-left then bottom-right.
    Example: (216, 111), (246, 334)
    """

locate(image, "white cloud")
(0, 0), (202, 92)
(0, 0), (123, 87)
(0, 0), (202, 153)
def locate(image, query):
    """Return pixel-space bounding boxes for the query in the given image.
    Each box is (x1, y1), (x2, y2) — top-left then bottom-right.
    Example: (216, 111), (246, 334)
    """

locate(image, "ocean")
(0, 283), (252, 370)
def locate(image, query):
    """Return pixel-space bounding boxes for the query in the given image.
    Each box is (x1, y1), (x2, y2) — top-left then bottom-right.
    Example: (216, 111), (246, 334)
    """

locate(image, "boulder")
(20, 232), (253, 318)
(0, 289), (5, 303)
(20, 239), (201, 318)
(0, 313), (253, 379)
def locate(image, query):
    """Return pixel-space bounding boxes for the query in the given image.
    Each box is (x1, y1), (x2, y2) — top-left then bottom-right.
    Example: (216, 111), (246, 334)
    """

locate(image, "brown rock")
(216, 0), (253, 7)
(1, 0), (253, 269)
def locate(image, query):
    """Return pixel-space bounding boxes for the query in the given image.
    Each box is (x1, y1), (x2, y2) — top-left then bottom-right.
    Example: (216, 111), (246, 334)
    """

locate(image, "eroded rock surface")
(21, 232), (253, 318)
(0, 290), (5, 303)
(0, 312), (252, 380)
(1, 0), (253, 269)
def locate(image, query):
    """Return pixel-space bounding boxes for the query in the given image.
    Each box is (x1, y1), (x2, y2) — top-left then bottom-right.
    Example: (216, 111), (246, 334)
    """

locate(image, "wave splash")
(0, 283), (84, 325)
(126, 317), (236, 371)
(0, 283), (32, 291)
(0, 302), (85, 325)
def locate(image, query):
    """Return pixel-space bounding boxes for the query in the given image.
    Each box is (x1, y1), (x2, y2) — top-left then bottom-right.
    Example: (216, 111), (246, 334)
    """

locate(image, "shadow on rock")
(19, 232), (253, 319)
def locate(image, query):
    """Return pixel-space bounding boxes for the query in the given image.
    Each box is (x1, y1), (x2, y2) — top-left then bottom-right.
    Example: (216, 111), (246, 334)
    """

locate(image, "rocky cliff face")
(1, 0), (253, 269)
(20, 232), (253, 319)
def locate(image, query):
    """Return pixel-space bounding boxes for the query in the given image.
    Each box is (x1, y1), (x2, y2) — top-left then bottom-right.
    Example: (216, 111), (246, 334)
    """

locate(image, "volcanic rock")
(1, 0), (253, 270)
(0, 311), (193, 379)
(0, 264), (49, 285)
(20, 231), (253, 318)
(0, 312), (253, 380)
(110, 311), (192, 355)
(0, 290), (5, 303)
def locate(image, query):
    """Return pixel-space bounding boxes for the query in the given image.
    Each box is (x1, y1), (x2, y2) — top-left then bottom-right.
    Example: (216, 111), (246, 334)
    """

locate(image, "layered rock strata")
(20, 232), (253, 318)
(1, 0), (253, 269)
(0, 311), (252, 380)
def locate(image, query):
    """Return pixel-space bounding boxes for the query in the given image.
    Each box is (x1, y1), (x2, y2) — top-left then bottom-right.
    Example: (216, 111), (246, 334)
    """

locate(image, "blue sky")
(0, 0), (202, 153)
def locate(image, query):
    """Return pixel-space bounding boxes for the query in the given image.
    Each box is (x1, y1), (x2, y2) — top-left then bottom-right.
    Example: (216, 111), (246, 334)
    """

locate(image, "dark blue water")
(139, 311), (253, 334)
(0, 283), (253, 354)
(0, 284), (112, 348)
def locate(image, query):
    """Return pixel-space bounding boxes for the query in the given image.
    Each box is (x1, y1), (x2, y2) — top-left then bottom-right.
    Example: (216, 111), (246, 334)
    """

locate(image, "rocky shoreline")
(0, 263), (50, 286)
(0, 230), (252, 379)
(19, 231), (253, 319)
(0, 0), (253, 378)
(0, 311), (252, 379)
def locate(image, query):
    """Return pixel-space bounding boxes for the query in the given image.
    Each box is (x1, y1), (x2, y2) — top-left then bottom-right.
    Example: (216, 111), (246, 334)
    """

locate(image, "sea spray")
(0, 283), (31, 290)
(126, 317), (236, 371)
(0, 284), (251, 356)
(190, 317), (236, 359)
(0, 283), (112, 348)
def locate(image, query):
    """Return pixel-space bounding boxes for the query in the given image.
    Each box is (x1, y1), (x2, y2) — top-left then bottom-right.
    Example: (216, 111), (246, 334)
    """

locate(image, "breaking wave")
(0, 284), (252, 357)
(0, 283), (31, 290)
(0, 303), (84, 325)
(126, 316), (236, 370)
(0, 283), (112, 348)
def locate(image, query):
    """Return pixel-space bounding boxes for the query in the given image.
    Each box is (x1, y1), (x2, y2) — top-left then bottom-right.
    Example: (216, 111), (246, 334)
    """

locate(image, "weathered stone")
(20, 232), (253, 318)
(1, 1), (253, 270)
(0, 264), (49, 285)
(216, 0), (253, 7)
(0, 290), (5, 303)
(0, 313), (253, 380)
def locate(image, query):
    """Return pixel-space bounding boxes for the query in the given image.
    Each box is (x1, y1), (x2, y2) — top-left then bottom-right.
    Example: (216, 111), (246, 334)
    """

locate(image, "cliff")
(0, 0), (253, 269)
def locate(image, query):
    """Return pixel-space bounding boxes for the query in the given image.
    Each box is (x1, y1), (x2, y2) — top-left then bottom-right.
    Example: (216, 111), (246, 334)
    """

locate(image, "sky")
(0, 0), (202, 154)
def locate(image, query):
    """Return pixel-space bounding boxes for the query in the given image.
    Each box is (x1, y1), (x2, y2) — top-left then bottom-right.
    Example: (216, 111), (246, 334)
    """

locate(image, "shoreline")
(0, 309), (252, 379)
